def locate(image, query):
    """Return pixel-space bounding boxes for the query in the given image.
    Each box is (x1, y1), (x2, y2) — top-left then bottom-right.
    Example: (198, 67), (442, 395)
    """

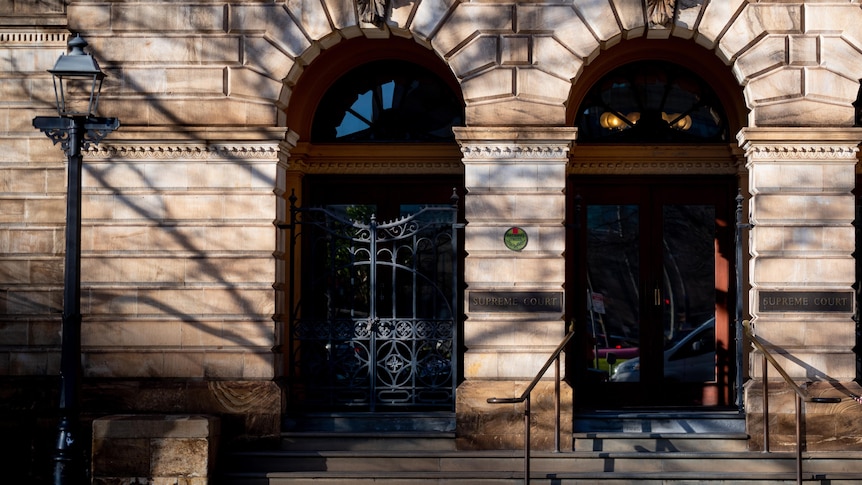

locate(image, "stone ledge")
(92, 414), (220, 482)
(93, 414), (220, 439)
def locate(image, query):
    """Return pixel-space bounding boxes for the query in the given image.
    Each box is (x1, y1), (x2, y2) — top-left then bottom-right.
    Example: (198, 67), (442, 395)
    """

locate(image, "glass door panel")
(570, 178), (734, 408)
(585, 205), (641, 382)
(661, 205), (716, 383)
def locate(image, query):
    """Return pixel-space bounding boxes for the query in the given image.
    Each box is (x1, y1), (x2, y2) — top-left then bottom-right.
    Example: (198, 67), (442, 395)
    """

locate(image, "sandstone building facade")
(3, 0), (862, 478)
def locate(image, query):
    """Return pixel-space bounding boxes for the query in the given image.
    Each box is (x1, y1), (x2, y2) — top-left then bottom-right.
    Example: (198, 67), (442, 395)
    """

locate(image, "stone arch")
(566, 37), (748, 138)
(228, 1), (862, 130)
(284, 36), (463, 141)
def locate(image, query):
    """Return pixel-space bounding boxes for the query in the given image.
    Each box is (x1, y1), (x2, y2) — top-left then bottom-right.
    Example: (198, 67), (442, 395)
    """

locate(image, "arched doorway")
(282, 38), (466, 418)
(566, 42), (747, 409)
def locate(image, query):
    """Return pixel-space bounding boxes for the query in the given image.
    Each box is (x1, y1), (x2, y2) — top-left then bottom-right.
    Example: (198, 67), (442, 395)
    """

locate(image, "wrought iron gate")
(287, 191), (460, 411)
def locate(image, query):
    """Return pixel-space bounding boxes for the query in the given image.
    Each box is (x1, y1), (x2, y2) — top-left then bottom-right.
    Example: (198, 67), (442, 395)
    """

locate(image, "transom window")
(576, 61), (729, 143)
(312, 60), (464, 143)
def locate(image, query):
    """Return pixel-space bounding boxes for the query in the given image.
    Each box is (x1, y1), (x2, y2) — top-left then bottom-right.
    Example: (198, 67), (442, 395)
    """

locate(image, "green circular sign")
(504, 227), (528, 251)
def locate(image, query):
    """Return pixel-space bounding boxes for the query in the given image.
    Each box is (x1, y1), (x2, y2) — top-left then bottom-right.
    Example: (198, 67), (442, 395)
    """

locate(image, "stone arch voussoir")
(257, 0), (862, 130)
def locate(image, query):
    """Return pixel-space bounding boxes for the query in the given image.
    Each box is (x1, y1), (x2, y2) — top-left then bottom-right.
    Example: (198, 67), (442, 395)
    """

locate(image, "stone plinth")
(92, 414), (219, 485)
(745, 381), (862, 452)
(456, 380), (573, 451)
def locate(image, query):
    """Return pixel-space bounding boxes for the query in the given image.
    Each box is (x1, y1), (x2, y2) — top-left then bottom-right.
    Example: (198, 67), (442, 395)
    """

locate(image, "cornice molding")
(288, 159), (463, 175)
(286, 143), (464, 174)
(0, 31), (68, 45)
(744, 144), (860, 162)
(86, 143), (280, 161)
(459, 144), (571, 161)
(569, 160), (740, 175)
(568, 144), (743, 175)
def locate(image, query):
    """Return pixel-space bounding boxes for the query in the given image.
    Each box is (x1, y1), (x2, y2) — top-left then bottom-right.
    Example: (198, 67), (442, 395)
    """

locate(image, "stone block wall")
(745, 381), (862, 452)
(92, 415), (219, 484)
(3, 0), (862, 465)
(456, 380), (573, 451)
(740, 127), (862, 451)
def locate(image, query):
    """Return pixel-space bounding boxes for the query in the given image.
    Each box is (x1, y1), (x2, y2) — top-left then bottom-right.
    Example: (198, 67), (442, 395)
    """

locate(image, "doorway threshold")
(574, 408), (745, 434)
(283, 411), (456, 433)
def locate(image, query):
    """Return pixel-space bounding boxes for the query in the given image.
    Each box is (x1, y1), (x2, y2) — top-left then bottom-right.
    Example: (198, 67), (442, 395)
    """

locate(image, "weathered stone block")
(751, 194), (854, 224)
(467, 99), (567, 126)
(695, 0), (745, 49)
(745, 381), (862, 451)
(461, 68), (514, 102)
(752, 226), (854, 255)
(517, 6), (598, 60)
(464, 224), (564, 253)
(456, 380), (573, 450)
(754, 98), (855, 127)
(805, 68), (860, 104)
(244, 37), (296, 81)
(464, 320), (565, 348)
(9, 351), (58, 375)
(411, 0), (458, 40)
(448, 36), (498, 78)
(434, 5), (513, 55)
(92, 415), (219, 483)
(532, 36), (582, 80)
(805, 4), (862, 53)
(719, 4), (801, 62)
(752, 257), (854, 287)
(0, 228), (57, 254)
(574, 0), (620, 43)
(517, 68), (572, 104)
(230, 67), (283, 101)
(83, 320), (183, 347)
(237, 5), (311, 57)
(733, 36), (788, 85)
(749, 160), (855, 194)
(112, 4), (225, 32)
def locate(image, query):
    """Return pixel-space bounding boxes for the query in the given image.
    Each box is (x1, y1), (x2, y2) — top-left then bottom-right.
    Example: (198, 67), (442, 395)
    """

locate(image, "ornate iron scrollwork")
(288, 197), (459, 410)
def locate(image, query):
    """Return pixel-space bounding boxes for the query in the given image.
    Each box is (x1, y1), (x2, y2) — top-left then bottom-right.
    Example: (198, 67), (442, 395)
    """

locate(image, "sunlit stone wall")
(3, 0), (862, 456)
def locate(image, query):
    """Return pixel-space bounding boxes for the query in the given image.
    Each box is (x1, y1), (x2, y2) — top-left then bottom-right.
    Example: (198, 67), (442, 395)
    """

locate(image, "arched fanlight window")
(576, 61), (729, 142)
(312, 60), (464, 142)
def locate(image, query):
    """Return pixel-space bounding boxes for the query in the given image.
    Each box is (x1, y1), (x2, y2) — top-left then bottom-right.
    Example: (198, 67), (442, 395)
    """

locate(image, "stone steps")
(217, 448), (862, 484)
(572, 409), (749, 452)
(215, 411), (862, 484)
(573, 431), (750, 452)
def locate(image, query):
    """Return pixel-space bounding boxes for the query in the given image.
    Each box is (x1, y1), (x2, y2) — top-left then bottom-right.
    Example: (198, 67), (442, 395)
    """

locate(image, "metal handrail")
(487, 324), (575, 485)
(743, 322), (842, 485)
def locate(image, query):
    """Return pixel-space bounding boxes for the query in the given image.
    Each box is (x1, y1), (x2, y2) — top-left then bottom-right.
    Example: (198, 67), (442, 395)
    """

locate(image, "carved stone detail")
(357, 0), (388, 27)
(86, 144), (280, 161)
(647, 0), (675, 27)
(744, 144), (860, 161)
(460, 144), (571, 160)
(569, 160), (739, 175)
(289, 158), (462, 174)
(0, 32), (67, 45)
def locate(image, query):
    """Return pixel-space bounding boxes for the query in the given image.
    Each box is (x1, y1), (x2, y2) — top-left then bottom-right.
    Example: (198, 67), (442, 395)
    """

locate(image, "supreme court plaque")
(469, 291), (564, 313)
(758, 291), (854, 313)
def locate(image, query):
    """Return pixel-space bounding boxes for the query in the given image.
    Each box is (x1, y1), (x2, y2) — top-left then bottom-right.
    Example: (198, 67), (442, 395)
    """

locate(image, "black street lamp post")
(32, 34), (120, 485)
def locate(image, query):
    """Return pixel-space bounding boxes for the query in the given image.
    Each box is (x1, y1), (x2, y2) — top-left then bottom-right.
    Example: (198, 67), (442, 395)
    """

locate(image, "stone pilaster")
(738, 127), (862, 451)
(453, 126), (576, 450)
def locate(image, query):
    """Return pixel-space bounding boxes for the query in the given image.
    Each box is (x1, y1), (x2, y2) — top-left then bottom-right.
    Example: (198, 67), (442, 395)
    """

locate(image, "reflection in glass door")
(570, 179), (733, 408)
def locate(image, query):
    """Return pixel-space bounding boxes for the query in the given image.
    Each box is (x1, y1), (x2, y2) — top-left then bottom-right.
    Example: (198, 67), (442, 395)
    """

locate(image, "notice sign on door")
(758, 291), (854, 313)
(469, 291), (564, 313)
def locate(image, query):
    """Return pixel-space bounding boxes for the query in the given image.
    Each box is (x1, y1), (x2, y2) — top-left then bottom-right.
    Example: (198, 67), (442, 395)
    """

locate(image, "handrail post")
(524, 395), (531, 485)
(746, 324), (842, 483)
(486, 328), (574, 485)
(554, 355), (561, 453)
(760, 354), (769, 453)
(795, 394), (803, 485)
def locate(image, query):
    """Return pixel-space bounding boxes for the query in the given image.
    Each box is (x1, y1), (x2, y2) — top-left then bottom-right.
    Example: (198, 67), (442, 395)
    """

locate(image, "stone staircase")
(215, 412), (862, 484)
